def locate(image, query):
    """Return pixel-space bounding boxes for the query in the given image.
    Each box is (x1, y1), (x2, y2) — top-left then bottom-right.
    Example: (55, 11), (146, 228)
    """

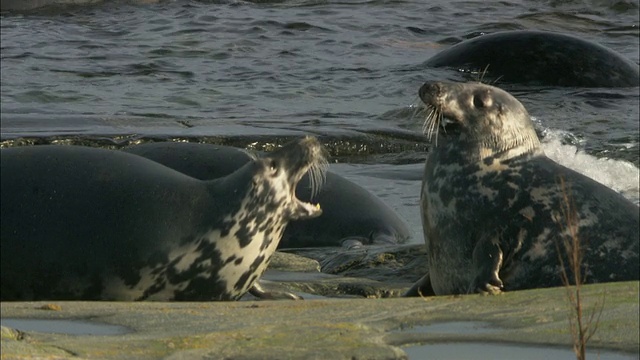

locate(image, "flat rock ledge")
(1, 281), (638, 359)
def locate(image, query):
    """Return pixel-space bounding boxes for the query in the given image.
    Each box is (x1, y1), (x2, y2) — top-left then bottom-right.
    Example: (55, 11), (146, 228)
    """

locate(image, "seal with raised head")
(0, 136), (328, 301)
(122, 142), (410, 248)
(407, 81), (639, 296)
(424, 31), (639, 87)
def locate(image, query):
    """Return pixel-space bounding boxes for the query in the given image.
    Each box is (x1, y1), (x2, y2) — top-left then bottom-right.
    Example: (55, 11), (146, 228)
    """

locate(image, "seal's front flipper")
(249, 282), (303, 300)
(403, 273), (436, 297)
(340, 238), (365, 250)
(469, 236), (504, 294)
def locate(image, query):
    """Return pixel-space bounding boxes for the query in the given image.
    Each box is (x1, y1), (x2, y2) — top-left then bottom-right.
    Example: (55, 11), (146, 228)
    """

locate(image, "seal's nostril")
(418, 82), (434, 101)
(419, 82), (444, 103)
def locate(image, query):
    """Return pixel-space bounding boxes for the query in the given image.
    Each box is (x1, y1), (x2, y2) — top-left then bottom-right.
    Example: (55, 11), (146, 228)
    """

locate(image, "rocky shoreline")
(2, 277), (638, 359)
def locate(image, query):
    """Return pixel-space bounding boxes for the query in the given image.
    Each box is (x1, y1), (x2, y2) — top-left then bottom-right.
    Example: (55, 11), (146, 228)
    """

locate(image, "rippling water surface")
(1, 0), (639, 241)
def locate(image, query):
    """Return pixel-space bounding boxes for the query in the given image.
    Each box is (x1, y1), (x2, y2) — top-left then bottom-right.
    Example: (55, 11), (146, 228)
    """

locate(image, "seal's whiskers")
(422, 105), (443, 146)
(308, 157), (329, 200)
(421, 106), (434, 135)
(477, 64), (490, 84)
(410, 97), (424, 120)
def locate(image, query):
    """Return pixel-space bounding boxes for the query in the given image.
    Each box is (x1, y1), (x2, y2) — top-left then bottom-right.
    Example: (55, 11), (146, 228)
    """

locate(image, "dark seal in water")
(425, 31), (640, 87)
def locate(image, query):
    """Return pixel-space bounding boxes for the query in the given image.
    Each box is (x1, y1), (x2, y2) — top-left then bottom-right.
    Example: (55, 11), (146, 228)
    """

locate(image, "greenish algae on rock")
(1, 281), (638, 360)
(268, 251), (321, 273)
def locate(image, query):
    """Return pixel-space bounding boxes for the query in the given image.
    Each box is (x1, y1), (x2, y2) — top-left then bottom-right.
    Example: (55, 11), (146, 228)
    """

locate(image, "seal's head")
(256, 136), (328, 220)
(419, 81), (541, 159)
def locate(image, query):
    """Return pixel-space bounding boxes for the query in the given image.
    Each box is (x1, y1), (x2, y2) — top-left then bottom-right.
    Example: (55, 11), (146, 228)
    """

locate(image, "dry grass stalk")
(555, 176), (605, 360)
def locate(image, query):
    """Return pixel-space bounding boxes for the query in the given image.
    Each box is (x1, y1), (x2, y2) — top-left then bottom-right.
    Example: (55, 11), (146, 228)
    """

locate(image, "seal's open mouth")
(440, 117), (462, 133)
(292, 160), (327, 220)
(269, 136), (329, 220)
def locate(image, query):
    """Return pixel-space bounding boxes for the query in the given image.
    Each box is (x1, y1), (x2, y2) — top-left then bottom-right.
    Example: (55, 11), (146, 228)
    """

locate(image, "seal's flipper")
(470, 236), (504, 294)
(403, 273), (436, 297)
(249, 282), (303, 301)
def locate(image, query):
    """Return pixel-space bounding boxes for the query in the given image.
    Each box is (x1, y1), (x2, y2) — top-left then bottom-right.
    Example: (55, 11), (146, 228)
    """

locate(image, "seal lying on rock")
(424, 31), (640, 87)
(0, 136), (327, 301)
(123, 142), (410, 248)
(407, 81), (639, 296)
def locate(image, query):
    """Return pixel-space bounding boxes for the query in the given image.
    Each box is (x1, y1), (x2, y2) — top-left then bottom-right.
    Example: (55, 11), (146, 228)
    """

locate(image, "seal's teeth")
(293, 200), (323, 220)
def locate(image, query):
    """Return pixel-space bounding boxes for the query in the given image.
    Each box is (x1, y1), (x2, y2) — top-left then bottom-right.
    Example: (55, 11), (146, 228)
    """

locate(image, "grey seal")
(425, 31), (639, 87)
(122, 142), (410, 248)
(0, 136), (327, 301)
(407, 81), (639, 296)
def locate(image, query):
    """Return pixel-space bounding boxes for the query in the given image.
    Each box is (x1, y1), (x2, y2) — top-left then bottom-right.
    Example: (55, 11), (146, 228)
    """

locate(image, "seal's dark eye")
(269, 160), (278, 172)
(473, 95), (485, 108)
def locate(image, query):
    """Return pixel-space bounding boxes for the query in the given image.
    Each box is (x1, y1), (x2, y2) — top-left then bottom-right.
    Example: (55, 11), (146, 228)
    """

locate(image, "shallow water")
(400, 321), (498, 335)
(398, 321), (639, 360)
(403, 342), (639, 360)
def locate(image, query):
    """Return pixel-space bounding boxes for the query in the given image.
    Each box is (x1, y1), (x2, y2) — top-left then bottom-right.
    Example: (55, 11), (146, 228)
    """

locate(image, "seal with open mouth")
(0, 136), (328, 301)
(407, 81), (639, 296)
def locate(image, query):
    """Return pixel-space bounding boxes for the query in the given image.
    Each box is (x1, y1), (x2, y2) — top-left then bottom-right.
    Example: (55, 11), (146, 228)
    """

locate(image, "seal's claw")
(481, 284), (503, 295)
(404, 273), (436, 297)
(249, 282), (303, 301)
(476, 280), (504, 295)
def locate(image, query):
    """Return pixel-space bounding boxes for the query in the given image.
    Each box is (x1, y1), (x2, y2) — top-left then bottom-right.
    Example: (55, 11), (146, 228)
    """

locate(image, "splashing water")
(541, 130), (640, 206)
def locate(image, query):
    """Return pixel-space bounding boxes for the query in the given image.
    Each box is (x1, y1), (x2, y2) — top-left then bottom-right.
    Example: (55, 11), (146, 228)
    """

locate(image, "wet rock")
(258, 270), (408, 299)
(269, 251), (321, 273)
(250, 246), (427, 299)
(282, 244), (428, 283)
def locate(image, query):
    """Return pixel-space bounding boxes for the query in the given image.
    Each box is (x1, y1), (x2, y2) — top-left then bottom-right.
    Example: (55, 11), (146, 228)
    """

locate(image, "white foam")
(540, 130), (640, 205)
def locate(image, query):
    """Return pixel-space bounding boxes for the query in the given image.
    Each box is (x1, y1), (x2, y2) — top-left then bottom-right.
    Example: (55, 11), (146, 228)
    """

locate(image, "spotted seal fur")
(407, 81), (639, 296)
(0, 136), (327, 301)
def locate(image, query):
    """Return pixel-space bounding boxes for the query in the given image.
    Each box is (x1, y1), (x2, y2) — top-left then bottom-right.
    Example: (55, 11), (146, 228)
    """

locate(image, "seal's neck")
(478, 131), (543, 161)
(436, 130), (543, 164)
